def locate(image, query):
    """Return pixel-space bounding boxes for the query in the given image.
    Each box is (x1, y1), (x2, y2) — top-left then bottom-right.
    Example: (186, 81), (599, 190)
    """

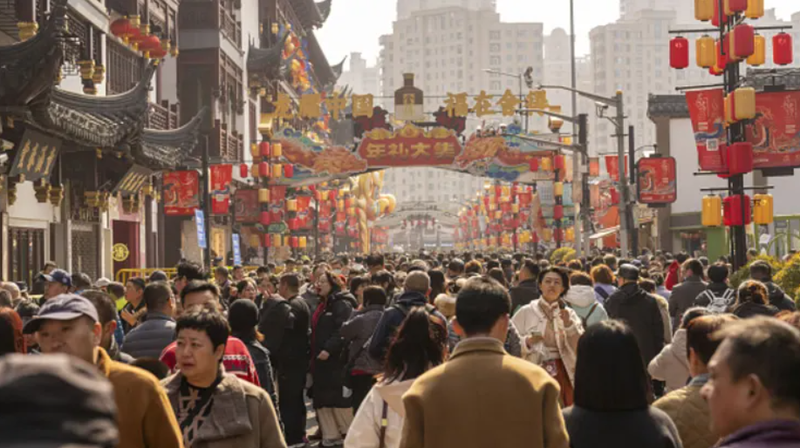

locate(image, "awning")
(589, 226), (620, 240)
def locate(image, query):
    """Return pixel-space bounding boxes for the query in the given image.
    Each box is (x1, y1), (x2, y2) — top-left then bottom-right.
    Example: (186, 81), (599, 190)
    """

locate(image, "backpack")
(579, 303), (599, 328)
(393, 301), (437, 318)
(594, 286), (610, 302)
(701, 288), (736, 314)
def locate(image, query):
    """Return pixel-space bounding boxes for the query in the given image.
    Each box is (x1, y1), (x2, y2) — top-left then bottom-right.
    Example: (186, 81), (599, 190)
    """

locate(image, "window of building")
(490, 30), (500, 40)
(490, 56), (501, 65)
(491, 81), (501, 90)
(490, 43), (500, 52)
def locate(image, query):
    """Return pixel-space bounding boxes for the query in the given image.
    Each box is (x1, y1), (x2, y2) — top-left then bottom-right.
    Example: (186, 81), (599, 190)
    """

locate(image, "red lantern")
(717, 39), (728, 68)
(732, 24), (755, 60)
(773, 33), (793, 66)
(529, 158), (539, 172)
(110, 18), (133, 40)
(670, 36), (690, 69)
(290, 236), (299, 248)
(138, 35), (161, 56)
(239, 164), (249, 178)
(345, 197), (353, 208)
(723, 195), (752, 226)
(263, 234), (271, 247)
(553, 228), (563, 242)
(288, 218), (299, 230)
(149, 45), (168, 59)
(712, 0), (722, 27)
(259, 142), (270, 157)
(260, 211), (271, 226)
(494, 185), (503, 197)
(259, 162), (270, 177)
(284, 164), (294, 178)
(726, 142), (754, 175)
(553, 205), (564, 220)
(554, 155), (564, 170)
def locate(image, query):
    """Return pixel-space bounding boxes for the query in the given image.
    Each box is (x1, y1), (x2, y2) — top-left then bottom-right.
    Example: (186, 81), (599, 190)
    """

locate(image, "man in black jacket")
(749, 260), (797, 312)
(605, 264), (665, 368)
(509, 259), (540, 314)
(260, 272), (310, 448)
(368, 271), (444, 361)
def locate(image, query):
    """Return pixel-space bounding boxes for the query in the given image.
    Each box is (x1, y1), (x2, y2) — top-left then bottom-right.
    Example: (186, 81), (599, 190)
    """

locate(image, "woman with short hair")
(345, 307), (449, 448)
(562, 320), (682, 448)
(162, 308), (285, 448)
(590, 265), (617, 304)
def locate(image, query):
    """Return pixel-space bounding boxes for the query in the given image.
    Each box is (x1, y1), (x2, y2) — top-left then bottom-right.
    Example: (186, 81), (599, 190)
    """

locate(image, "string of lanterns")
(109, 15), (177, 61)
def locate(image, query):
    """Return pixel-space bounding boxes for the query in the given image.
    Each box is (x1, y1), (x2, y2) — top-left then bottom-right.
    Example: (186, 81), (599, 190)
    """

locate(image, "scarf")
(176, 371), (224, 447)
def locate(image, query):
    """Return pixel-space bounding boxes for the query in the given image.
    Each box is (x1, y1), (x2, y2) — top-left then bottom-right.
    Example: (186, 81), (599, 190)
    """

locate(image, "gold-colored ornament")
(17, 22), (38, 41)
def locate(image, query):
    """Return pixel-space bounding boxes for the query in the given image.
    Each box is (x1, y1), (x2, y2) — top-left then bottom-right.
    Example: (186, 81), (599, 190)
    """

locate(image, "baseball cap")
(94, 277), (112, 288)
(23, 294), (100, 334)
(43, 269), (72, 288)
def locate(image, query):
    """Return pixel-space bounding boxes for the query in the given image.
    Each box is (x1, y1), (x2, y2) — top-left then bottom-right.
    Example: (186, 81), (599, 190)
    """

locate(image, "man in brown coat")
(25, 294), (184, 448)
(399, 277), (570, 448)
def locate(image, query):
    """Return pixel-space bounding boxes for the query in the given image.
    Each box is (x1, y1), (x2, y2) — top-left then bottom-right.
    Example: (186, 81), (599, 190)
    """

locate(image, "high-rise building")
(543, 28), (594, 135)
(379, 2), (545, 209)
(620, 0), (692, 23)
(337, 52), (380, 96)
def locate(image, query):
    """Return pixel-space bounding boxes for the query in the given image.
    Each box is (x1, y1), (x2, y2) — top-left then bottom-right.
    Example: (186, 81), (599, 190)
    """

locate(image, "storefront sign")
(210, 164), (233, 215)
(112, 243), (130, 262)
(113, 165), (152, 195)
(267, 222), (288, 234)
(232, 234), (242, 266)
(637, 156), (677, 205)
(234, 189), (259, 223)
(357, 125), (462, 167)
(195, 209), (207, 249)
(746, 90), (800, 168)
(163, 171), (199, 216)
(9, 129), (61, 182)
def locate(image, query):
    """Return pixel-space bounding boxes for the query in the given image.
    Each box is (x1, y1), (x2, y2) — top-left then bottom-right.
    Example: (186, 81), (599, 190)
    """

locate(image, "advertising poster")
(746, 90), (800, 168)
(210, 164), (233, 215)
(637, 156), (677, 205)
(164, 171), (199, 216)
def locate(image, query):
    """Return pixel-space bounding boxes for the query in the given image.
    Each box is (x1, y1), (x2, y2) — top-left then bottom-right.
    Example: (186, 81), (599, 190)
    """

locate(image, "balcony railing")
(147, 100), (180, 130)
(219, 4), (241, 48)
(212, 119), (242, 161)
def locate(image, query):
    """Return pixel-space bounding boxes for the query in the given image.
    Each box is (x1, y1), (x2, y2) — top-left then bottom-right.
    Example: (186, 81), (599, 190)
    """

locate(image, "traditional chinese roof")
(647, 94), (689, 120)
(305, 32), (336, 88)
(247, 33), (288, 79)
(744, 68), (800, 91)
(290, 0), (330, 29)
(0, 0), (67, 110)
(330, 55), (346, 81)
(137, 107), (206, 169)
(29, 63), (156, 149)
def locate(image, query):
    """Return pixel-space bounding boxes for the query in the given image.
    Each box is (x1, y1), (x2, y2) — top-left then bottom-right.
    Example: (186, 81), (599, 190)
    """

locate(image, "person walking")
(26, 294), (183, 448)
(122, 282), (177, 359)
(605, 264), (665, 370)
(509, 259), (541, 314)
(260, 273), (311, 448)
(121, 277), (147, 333)
(399, 276), (569, 448)
(694, 263), (736, 313)
(512, 266), (583, 407)
(311, 271), (357, 447)
(340, 285), (386, 413)
(562, 320), (683, 448)
(701, 317), (800, 448)
(0, 307), (25, 355)
(162, 308), (286, 448)
(729, 281), (780, 319)
(649, 307), (710, 393)
(229, 299), (278, 410)
(669, 259), (708, 330)
(564, 272), (608, 328)
(748, 261), (797, 312)
(345, 307), (449, 448)
(654, 314), (737, 448)
(590, 265), (617, 304)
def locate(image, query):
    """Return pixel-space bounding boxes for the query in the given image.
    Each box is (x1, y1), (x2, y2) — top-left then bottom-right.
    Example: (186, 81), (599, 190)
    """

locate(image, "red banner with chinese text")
(234, 189), (259, 223)
(357, 126), (463, 167)
(637, 156), (677, 205)
(686, 89), (726, 172)
(745, 90), (800, 168)
(605, 155), (629, 182)
(210, 164), (233, 215)
(164, 171), (199, 216)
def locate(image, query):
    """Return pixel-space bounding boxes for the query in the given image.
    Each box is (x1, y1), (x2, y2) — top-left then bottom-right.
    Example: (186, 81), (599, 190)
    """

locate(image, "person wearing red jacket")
(665, 260), (680, 291)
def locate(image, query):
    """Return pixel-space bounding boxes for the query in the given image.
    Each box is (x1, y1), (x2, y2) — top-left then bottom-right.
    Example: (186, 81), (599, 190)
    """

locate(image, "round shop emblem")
(112, 243), (130, 262)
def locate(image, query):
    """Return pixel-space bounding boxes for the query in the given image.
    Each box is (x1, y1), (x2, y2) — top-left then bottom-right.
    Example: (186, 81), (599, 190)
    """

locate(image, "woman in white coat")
(344, 307), (449, 448)
(512, 266), (583, 407)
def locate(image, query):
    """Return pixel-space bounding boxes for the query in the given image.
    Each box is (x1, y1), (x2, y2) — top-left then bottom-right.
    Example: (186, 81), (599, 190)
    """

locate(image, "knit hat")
(0, 353), (118, 447)
(228, 299), (259, 334)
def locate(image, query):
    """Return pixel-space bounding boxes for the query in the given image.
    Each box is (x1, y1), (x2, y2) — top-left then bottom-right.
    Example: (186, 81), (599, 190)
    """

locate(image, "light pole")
(538, 84), (628, 257)
(569, 0), (580, 258)
(484, 68), (533, 132)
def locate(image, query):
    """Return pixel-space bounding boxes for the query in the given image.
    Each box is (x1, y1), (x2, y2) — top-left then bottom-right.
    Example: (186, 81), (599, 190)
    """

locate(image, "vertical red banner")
(746, 90), (800, 168)
(163, 171), (199, 216)
(605, 155), (629, 182)
(686, 89), (726, 172)
(210, 164), (233, 215)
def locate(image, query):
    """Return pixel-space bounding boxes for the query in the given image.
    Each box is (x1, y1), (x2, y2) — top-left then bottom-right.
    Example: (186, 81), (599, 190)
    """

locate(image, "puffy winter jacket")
(765, 282), (797, 312)
(344, 380), (414, 448)
(564, 285), (608, 328)
(341, 305), (384, 375)
(648, 329), (690, 393)
(654, 378), (717, 448)
(121, 312), (176, 359)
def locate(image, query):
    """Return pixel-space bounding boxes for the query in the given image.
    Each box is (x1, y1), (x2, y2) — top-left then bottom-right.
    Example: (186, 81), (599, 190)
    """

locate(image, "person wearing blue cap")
(43, 269), (72, 302)
(24, 294), (183, 448)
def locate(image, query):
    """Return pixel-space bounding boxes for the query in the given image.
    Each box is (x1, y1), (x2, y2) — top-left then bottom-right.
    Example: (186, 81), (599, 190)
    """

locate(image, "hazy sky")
(316, 0), (800, 66)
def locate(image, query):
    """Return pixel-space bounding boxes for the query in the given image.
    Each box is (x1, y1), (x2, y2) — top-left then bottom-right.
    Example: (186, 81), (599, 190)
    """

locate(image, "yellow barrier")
(115, 268), (177, 284)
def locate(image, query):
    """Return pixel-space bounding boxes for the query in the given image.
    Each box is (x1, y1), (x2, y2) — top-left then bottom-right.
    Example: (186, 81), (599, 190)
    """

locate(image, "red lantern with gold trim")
(259, 142), (270, 158)
(239, 164), (249, 178)
(670, 36), (690, 69)
(773, 33), (793, 66)
(259, 161), (270, 177)
(284, 164), (294, 178)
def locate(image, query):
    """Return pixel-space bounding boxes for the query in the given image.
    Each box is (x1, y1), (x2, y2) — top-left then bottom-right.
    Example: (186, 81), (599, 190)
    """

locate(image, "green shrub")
(550, 247), (576, 265)
(775, 253), (800, 302)
(729, 255), (784, 289)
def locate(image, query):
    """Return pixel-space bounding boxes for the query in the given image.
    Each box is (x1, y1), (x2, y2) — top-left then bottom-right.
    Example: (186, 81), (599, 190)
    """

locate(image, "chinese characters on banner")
(234, 189), (259, 223)
(270, 89), (551, 120)
(637, 156), (678, 205)
(686, 89), (726, 172)
(163, 171), (199, 216)
(210, 164), (233, 215)
(113, 165), (152, 195)
(605, 155), (629, 182)
(9, 129), (62, 182)
(357, 126), (463, 167)
(745, 90), (800, 169)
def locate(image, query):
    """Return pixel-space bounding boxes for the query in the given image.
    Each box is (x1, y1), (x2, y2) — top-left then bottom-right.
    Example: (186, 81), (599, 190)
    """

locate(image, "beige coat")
(162, 372), (286, 448)
(654, 383), (719, 448)
(399, 338), (569, 448)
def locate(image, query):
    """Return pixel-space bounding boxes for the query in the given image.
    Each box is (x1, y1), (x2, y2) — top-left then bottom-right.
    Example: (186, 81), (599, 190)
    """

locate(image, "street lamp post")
(484, 68), (533, 132)
(538, 85), (628, 257)
(569, 0), (580, 258)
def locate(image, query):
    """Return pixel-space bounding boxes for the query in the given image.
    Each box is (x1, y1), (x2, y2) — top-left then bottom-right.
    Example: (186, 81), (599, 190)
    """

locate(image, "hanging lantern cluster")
(456, 182), (540, 251)
(109, 16), (173, 62)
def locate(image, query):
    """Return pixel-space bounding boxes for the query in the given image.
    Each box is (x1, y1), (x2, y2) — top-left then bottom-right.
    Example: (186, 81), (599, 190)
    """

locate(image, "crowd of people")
(1, 249), (799, 448)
